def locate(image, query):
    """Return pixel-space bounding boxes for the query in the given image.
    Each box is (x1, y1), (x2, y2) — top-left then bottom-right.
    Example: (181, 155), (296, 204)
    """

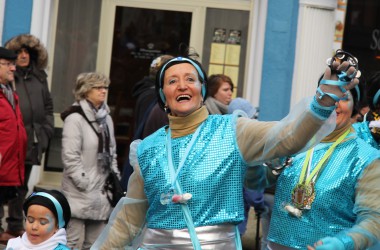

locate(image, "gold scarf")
(321, 123), (353, 143)
(168, 106), (209, 138)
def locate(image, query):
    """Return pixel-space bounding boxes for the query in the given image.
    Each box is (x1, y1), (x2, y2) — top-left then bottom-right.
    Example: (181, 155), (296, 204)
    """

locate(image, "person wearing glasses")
(2, 34), (54, 241)
(92, 50), (361, 249)
(60, 72), (120, 249)
(0, 47), (27, 245)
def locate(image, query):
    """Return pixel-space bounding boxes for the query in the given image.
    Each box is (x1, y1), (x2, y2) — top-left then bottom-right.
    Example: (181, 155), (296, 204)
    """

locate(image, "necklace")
(160, 124), (204, 205)
(286, 129), (351, 217)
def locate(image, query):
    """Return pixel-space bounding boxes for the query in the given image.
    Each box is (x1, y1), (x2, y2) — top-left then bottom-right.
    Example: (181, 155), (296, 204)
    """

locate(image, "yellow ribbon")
(299, 128), (351, 186)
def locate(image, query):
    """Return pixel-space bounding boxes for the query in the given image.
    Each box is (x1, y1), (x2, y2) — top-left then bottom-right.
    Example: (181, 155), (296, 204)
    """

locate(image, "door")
(97, 0), (208, 168)
(106, 6), (193, 167)
(42, 0), (253, 184)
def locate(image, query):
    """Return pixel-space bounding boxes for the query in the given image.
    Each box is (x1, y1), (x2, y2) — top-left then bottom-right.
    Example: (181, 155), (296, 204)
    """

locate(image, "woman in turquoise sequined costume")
(92, 53), (360, 250)
(264, 64), (380, 250)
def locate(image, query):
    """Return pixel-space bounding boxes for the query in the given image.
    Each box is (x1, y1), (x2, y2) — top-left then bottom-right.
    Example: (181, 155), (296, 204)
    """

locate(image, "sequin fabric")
(353, 121), (379, 149)
(138, 115), (247, 229)
(268, 135), (380, 249)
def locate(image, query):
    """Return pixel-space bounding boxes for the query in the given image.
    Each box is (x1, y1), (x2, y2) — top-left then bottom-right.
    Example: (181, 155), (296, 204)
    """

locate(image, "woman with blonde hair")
(60, 72), (120, 250)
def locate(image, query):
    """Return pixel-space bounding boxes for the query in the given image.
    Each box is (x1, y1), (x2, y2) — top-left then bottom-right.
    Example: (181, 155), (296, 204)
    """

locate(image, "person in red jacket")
(0, 47), (27, 244)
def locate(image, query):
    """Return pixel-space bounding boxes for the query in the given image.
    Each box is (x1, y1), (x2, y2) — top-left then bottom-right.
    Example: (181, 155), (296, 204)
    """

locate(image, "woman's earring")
(164, 105), (168, 113)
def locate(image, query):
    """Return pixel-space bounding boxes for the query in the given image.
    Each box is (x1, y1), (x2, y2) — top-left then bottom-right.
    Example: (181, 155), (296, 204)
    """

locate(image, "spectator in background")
(227, 97), (258, 120)
(121, 55), (173, 190)
(132, 55), (174, 134)
(3, 34), (54, 240)
(0, 47), (27, 245)
(351, 105), (369, 124)
(60, 72), (119, 250)
(204, 74), (234, 114)
(353, 71), (380, 149)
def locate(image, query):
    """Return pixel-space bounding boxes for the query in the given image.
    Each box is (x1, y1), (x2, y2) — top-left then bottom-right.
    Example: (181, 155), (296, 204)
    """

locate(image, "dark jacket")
(6, 34), (54, 165)
(132, 76), (156, 133)
(14, 63), (54, 164)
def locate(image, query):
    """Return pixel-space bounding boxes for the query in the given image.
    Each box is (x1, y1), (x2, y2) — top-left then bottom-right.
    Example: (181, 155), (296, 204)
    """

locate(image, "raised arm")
(237, 60), (359, 165)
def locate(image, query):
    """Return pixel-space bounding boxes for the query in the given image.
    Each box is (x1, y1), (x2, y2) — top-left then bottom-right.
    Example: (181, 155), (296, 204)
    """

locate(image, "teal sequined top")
(55, 243), (70, 250)
(268, 133), (380, 249)
(138, 114), (247, 229)
(353, 121), (379, 149)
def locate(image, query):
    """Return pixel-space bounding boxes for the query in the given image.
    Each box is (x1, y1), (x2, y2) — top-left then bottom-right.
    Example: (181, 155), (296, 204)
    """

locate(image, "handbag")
(104, 170), (126, 207)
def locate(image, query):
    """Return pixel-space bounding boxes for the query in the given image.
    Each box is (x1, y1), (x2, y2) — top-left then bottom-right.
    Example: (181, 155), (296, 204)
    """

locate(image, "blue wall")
(259, 0), (299, 121)
(2, 0), (32, 45)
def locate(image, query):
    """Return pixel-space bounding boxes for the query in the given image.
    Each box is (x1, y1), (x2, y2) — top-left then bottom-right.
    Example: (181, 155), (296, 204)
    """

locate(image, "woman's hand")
(307, 237), (345, 250)
(75, 173), (90, 191)
(317, 61), (359, 107)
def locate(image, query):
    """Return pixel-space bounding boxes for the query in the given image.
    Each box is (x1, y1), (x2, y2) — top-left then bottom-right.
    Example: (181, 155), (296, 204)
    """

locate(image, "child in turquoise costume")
(6, 190), (71, 250)
(92, 51), (360, 249)
(264, 52), (380, 250)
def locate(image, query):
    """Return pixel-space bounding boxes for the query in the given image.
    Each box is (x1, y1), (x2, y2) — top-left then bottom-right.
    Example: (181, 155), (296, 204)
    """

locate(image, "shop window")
(343, 0), (380, 75)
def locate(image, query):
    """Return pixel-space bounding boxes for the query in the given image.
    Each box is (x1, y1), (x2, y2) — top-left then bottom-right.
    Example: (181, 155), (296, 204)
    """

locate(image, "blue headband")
(158, 57), (205, 86)
(158, 57), (206, 103)
(32, 192), (65, 229)
(373, 89), (380, 107)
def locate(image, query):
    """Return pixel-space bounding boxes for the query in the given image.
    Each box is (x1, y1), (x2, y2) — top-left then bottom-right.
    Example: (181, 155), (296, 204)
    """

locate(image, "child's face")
(25, 204), (58, 245)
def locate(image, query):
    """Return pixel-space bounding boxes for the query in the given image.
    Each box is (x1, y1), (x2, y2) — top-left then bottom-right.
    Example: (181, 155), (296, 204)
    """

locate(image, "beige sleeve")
(236, 110), (325, 164)
(244, 164), (278, 190)
(96, 166), (148, 249)
(347, 159), (380, 249)
(126, 166), (147, 200)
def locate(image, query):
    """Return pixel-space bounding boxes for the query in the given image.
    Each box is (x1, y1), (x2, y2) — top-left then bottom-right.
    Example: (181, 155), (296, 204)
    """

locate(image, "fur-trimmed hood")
(5, 34), (48, 70)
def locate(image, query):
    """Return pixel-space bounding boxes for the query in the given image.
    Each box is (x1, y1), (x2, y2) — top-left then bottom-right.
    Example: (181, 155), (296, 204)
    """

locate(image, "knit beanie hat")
(228, 97), (257, 119)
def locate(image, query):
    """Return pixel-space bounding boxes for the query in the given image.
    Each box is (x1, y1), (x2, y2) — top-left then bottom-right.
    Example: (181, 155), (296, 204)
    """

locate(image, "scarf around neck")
(6, 228), (67, 250)
(204, 96), (228, 114)
(85, 100), (111, 169)
(321, 123), (353, 143)
(168, 106), (209, 138)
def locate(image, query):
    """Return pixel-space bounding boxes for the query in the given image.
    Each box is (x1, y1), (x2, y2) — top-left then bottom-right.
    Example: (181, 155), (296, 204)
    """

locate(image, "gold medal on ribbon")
(291, 182), (315, 210)
(286, 129), (350, 217)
